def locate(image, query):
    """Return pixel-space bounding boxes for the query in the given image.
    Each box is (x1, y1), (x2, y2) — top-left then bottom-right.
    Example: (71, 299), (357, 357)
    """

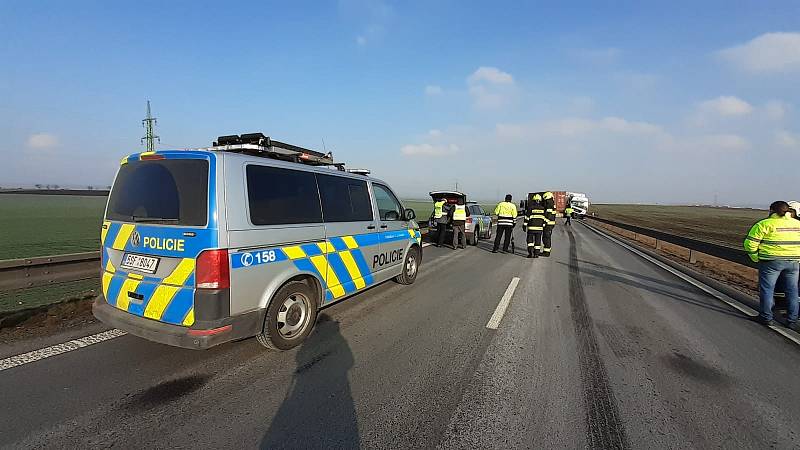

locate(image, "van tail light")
(466, 217), (473, 224)
(196, 249), (230, 289)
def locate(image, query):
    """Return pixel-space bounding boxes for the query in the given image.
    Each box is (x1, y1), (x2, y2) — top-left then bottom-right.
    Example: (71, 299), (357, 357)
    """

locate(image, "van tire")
(256, 281), (318, 351)
(394, 246), (420, 285)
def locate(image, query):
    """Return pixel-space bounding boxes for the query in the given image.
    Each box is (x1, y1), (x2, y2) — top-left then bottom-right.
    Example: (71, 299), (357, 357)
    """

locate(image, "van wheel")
(256, 281), (318, 351)
(394, 246), (419, 285)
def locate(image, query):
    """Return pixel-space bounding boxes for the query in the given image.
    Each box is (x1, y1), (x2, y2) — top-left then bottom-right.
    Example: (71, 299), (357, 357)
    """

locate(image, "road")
(2, 221), (800, 449)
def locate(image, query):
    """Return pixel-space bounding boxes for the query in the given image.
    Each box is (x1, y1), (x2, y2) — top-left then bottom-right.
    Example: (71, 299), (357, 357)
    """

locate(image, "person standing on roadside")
(744, 201), (800, 330)
(564, 205), (574, 226)
(493, 194), (518, 253)
(451, 198), (469, 249)
(541, 192), (556, 257)
(433, 197), (451, 248)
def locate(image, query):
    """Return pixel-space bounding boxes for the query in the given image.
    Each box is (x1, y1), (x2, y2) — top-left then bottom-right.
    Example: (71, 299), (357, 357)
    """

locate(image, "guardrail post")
(689, 249), (697, 264)
(655, 239), (662, 250)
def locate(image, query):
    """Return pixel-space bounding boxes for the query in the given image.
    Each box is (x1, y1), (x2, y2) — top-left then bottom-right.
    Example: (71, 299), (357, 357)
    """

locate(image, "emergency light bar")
(346, 168), (371, 176)
(207, 132), (343, 169)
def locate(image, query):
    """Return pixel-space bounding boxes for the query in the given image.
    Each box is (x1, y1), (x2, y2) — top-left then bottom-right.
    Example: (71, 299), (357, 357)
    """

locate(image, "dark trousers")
(542, 226), (553, 256)
(493, 225), (513, 252)
(436, 222), (447, 247)
(526, 230), (543, 256)
(452, 221), (466, 249)
(565, 215), (572, 226)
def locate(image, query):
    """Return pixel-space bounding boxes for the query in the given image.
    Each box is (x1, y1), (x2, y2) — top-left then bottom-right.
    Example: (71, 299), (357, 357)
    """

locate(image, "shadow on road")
(261, 314), (359, 449)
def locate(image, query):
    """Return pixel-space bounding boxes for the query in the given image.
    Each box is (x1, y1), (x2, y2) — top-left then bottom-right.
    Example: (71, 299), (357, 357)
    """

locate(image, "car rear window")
(246, 165), (323, 226)
(106, 159), (209, 226)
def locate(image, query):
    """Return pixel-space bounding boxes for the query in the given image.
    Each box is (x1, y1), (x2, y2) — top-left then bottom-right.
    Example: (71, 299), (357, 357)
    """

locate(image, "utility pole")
(141, 100), (160, 152)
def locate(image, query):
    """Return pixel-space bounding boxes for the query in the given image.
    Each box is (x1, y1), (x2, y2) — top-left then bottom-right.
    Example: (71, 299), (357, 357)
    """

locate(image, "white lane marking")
(487, 277), (520, 330)
(0, 329), (127, 372)
(583, 223), (800, 347)
(422, 242), (432, 248)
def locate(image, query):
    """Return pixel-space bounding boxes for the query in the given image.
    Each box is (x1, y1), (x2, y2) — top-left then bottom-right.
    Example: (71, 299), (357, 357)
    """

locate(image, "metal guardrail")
(587, 217), (755, 268)
(0, 252), (100, 290)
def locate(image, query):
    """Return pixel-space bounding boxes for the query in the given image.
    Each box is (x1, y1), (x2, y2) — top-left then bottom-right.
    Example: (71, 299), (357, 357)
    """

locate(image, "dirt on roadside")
(0, 292), (98, 345)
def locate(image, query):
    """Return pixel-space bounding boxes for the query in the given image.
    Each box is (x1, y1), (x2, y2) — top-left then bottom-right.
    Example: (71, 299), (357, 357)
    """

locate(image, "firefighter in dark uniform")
(524, 194), (546, 258)
(542, 191), (556, 257)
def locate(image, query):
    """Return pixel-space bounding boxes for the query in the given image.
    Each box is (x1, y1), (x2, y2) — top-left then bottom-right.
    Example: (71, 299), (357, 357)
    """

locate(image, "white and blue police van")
(93, 133), (422, 350)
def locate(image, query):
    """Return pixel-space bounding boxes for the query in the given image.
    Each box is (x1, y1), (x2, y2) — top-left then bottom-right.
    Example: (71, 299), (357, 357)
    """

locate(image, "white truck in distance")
(567, 192), (589, 218)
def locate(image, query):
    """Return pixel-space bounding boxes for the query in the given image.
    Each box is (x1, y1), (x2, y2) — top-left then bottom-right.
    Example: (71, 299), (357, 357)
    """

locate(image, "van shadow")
(260, 314), (359, 449)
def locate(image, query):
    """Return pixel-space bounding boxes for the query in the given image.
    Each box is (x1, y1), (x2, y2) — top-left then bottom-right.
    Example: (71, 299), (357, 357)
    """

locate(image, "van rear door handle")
(367, 225), (376, 230)
(380, 224), (388, 229)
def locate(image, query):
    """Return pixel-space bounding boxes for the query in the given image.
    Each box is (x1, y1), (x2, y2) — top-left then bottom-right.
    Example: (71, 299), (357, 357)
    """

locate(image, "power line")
(141, 100), (160, 152)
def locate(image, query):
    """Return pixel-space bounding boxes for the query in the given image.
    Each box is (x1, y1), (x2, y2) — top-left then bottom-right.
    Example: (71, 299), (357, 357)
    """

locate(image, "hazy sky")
(1, 1), (799, 205)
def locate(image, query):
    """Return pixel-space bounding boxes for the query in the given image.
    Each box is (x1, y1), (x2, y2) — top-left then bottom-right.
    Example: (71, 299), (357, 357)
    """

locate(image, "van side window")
(246, 165), (322, 225)
(318, 174), (374, 222)
(373, 184), (404, 221)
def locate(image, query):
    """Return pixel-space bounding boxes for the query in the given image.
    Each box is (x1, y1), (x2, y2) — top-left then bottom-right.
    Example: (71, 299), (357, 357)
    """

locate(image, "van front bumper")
(92, 296), (264, 350)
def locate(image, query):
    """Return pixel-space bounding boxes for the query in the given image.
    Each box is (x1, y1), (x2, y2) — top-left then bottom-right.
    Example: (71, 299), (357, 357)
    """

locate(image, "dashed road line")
(0, 329), (127, 372)
(486, 277), (520, 329)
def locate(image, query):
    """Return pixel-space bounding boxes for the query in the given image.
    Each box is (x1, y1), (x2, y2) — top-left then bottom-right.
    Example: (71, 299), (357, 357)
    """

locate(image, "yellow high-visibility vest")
(453, 204), (467, 221)
(433, 200), (446, 219)
(744, 213), (800, 262)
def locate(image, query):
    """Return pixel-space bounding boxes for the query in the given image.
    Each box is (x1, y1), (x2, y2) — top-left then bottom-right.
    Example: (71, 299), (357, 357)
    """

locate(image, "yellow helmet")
(532, 194), (542, 201)
(542, 191), (554, 200)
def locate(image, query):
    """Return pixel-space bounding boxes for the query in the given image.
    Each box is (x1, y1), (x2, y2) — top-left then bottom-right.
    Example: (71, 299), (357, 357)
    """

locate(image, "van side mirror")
(385, 210), (400, 221)
(404, 209), (416, 220)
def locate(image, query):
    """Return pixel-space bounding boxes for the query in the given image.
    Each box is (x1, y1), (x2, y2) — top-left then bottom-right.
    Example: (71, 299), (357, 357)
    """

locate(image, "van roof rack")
(205, 133), (345, 170)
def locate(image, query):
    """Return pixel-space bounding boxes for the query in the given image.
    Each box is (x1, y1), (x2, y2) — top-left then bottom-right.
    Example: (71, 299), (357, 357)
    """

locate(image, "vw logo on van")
(130, 230), (141, 247)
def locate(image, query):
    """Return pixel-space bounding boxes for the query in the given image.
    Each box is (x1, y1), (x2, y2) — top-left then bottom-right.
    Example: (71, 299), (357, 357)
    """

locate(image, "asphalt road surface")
(2, 221), (800, 449)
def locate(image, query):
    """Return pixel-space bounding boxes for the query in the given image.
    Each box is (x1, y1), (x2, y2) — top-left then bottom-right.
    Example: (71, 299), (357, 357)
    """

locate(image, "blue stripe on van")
(127, 281), (158, 316)
(350, 249), (374, 284)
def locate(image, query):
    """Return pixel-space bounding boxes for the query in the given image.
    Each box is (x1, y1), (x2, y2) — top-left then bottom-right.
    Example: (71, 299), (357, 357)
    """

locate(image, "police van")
(93, 133), (422, 350)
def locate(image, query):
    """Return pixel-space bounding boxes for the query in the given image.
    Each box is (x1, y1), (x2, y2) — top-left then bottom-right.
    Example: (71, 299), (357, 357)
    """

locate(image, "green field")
(0, 194), (107, 260)
(0, 194), (500, 262)
(591, 204), (767, 248)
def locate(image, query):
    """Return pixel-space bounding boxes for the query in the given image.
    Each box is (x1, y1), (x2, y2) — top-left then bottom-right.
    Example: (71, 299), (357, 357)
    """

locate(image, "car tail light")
(466, 217), (473, 224)
(196, 249), (230, 289)
(140, 153), (165, 160)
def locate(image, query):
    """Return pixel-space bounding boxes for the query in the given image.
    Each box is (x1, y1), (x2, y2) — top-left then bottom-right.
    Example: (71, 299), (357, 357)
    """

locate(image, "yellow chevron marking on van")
(140, 151), (155, 156)
(182, 308), (195, 326)
(101, 221), (111, 245)
(128, 273), (143, 280)
(309, 255), (345, 298)
(407, 229), (415, 239)
(120, 156), (129, 165)
(115, 278), (140, 312)
(342, 236), (359, 249)
(105, 259), (116, 274)
(283, 246), (307, 260)
(317, 241), (336, 254)
(144, 285), (180, 320)
(339, 250), (366, 289)
(112, 224), (135, 250)
(102, 271), (113, 300)
(163, 258), (194, 286)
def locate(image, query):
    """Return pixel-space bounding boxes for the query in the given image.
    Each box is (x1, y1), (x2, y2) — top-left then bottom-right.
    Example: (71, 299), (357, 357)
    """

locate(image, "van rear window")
(106, 159), (209, 226)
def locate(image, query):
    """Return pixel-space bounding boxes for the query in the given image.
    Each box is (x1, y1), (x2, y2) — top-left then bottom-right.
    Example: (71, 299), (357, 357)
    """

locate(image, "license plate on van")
(121, 253), (160, 274)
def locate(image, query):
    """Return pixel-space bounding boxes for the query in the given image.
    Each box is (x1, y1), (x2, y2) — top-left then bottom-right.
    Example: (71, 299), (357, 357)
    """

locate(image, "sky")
(1, 0), (799, 206)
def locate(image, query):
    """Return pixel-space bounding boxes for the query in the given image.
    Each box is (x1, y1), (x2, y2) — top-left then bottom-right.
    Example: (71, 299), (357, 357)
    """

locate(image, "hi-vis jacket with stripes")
(744, 213), (800, 262)
(494, 202), (518, 227)
(524, 207), (547, 231)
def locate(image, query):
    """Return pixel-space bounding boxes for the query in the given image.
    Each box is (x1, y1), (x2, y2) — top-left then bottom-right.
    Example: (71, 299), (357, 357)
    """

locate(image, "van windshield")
(106, 159), (209, 226)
